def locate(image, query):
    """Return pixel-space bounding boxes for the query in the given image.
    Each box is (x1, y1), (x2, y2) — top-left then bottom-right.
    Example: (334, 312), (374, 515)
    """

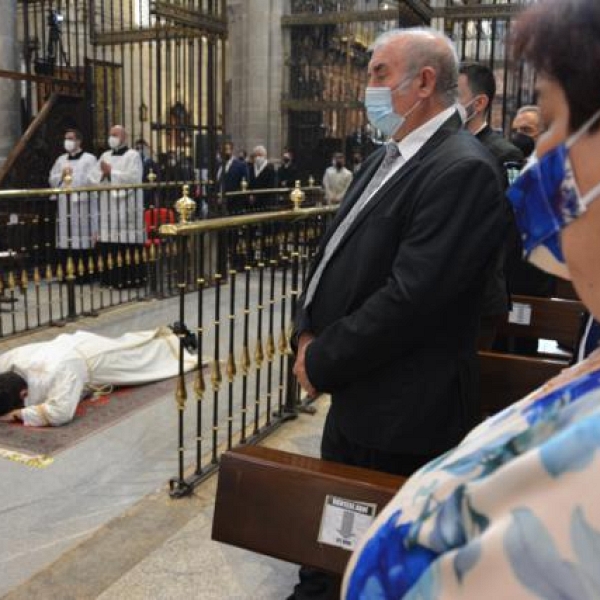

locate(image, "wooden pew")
(496, 294), (585, 353)
(212, 445), (405, 575)
(479, 295), (586, 417)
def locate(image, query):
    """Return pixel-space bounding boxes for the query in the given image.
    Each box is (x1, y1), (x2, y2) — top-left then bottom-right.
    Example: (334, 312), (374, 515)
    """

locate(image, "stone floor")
(0, 293), (328, 599)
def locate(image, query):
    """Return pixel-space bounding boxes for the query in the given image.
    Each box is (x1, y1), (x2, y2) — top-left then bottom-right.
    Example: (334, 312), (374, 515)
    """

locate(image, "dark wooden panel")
(479, 351), (567, 416)
(212, 446), (405, 575)
(497, 295), (585, 348)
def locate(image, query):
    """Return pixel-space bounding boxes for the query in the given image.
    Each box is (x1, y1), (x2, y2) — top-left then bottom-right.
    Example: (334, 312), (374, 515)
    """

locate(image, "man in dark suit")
(458, 62), (523, 348)
(218, 141), (249, 214)
(288, 28), (506, 599)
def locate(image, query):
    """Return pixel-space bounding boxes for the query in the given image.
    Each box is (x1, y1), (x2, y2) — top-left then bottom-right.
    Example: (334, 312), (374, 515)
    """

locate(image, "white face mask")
(255, 156), (267, 169)
(64, 139), (77, 153)
(108, 136), (121, 150)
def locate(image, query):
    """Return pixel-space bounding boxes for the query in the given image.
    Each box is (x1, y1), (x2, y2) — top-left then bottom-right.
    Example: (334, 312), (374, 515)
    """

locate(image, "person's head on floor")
(510, 0), (600, 319)
(366, 27), (458, 141)
(0, 372), (28, 417)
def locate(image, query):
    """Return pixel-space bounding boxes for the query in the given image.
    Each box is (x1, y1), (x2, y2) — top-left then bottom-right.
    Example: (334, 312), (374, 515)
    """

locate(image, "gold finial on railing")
(78, 258), (85, 277)
(7, 271), (15, 291)
(176, 375), (187, 409)
(148, 169), (157, 183)
(88, 256), (95, 275)
(266, 333), (275, 362)
(211, 359), (222, 391)
(194, 369), (206, 398)
(20, 269), (28, 291)
(57, 263), (64, 281)
(226, 353), (237, 382)
(278, 328), (289, 355)
(308, 175), (315, 187)
(241, 178), (248, 192)
(63, 170), (73, 188)
(240, 346), (251, 375)
(33, 267), (41, 286)
(66, 256), (76, 281)
(175, 184), (196, 224)
(254, 339), (264, 367)
(290, 180), (305, 211)
(45, 264), (53, 281)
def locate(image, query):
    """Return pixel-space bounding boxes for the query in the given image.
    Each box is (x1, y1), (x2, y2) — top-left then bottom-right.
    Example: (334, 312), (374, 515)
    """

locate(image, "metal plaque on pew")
(318, 495), (377, 551)
(509, 302), (532, 326)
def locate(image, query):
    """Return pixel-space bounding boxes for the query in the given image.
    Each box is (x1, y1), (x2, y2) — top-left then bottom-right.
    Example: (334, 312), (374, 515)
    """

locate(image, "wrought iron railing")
(158, 184), (333, 497)
(0, 180), (323, 338)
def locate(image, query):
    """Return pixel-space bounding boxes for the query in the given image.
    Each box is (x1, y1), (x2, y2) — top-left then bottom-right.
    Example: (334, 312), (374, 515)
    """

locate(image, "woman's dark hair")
(511, 0), (600, 132)
(0, 372), (27, 416)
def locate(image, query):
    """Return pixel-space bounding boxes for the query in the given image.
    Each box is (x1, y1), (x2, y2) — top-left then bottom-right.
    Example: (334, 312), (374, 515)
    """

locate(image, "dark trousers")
(288, 410), (436, 600)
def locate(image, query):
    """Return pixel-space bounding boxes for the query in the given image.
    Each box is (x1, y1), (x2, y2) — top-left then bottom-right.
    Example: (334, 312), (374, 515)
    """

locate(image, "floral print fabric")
(343, 354), (600, 599)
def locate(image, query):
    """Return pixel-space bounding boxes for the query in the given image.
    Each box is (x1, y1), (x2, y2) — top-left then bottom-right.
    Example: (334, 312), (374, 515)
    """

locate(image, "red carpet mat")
(0, 373), (195, 463)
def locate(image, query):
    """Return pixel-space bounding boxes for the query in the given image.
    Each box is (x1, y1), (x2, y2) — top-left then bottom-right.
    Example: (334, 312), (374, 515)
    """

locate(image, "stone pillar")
(227, 0), (285, 159)
(0, 0), (20, 167)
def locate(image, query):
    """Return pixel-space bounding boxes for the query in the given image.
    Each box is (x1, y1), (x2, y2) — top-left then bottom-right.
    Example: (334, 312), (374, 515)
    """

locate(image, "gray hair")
(371, 27), (459, 107)
(253, 145), (267, 156)
(516, 105), (541, 119)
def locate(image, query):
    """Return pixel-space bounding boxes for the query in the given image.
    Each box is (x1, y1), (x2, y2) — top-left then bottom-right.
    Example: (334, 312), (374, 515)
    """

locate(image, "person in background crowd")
(134, 138), (159, 209)
(511, 104), (543, 158)
(248, 145), (276, 210)
(48, 129), (98, 267)
(217, 141), (249, 216)
(322, 152), (353, 204)
(350, 150), (363, 174)
(343, 2), (600, 597)
(458, 62), (523, 349)
(277, 148), (299, 188)
(290, 26), (506, 599)
(90, 125), (144, 288)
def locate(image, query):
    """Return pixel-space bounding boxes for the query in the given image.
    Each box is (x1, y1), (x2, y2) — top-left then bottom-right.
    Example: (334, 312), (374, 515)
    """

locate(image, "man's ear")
(417, 66), (437, 98)
(475, 94), (490, 115)
(19, 388), (28, 401)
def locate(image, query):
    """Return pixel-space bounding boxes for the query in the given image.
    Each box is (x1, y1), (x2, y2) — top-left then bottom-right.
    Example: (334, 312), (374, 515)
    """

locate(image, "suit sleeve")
(304, 158), (507, 392)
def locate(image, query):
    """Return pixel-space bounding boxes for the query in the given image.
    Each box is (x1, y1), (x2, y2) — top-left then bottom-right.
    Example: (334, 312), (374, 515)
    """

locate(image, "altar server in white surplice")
(48, 129), (98, 250)
(0, 327), (196, 427)
(90, 125), (144, 287)
(90, 124), (144, 245)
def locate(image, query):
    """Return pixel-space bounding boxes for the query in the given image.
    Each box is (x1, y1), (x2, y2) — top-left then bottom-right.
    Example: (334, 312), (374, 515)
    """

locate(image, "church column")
(0, 0), (20, 167)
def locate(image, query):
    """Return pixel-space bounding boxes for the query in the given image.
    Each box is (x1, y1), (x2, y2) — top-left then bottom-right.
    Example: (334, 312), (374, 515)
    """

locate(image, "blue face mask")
(506, 109), (600, 279)
(364, 79), (420, 138)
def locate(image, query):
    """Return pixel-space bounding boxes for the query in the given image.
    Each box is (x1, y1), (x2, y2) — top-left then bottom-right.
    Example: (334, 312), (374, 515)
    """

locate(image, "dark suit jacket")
(249, 163), (276, 190)
(476, 125), (524, 168)
(220, 158), (249, 193)
(475, 126), (524, 317)
(295, 113), (507, 455)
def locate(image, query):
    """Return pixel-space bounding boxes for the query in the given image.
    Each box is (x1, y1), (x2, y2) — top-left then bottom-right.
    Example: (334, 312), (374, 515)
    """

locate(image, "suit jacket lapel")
(329, 113), (463, 255)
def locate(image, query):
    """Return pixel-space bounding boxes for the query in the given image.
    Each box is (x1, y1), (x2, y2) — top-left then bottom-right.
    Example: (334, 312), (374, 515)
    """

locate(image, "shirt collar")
(473, 121), (489, 136)
(394, 105), (457, 163)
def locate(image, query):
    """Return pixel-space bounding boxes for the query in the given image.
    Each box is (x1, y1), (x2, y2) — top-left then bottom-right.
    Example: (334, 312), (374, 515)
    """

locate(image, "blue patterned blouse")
(343, 353), (600, 599)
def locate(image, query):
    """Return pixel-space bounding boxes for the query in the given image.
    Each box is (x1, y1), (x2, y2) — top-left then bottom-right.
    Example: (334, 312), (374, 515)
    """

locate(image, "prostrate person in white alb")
(0, 324), (197, 427)
(48, 128), (98, 253)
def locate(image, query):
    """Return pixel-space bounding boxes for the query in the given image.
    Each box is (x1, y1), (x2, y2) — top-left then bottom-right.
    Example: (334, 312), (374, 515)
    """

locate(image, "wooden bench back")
(498, 295), (585, 350)
(478, 351), (566, 416)
(212, 445), (405, 575)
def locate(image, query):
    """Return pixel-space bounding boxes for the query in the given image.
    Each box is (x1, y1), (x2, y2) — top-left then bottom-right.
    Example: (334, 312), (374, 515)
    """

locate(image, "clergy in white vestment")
(48, 129), (98, 250)
(0, 326), (197, 427)
(89, 125), (144, 287)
